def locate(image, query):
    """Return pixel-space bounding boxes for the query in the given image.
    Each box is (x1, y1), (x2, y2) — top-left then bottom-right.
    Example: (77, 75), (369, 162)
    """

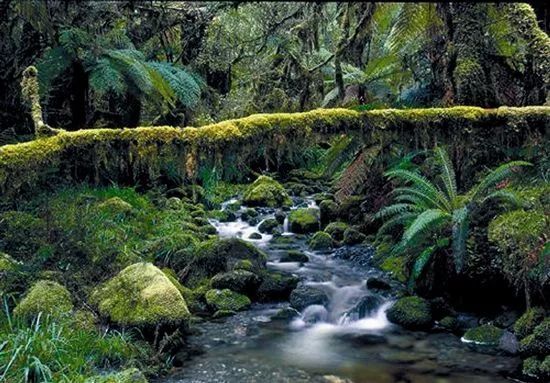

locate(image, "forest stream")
(158, 197), (520, 383)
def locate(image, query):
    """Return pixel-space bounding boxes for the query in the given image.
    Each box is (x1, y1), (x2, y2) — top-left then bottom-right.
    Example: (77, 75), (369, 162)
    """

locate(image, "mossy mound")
(324, 221), (349, 241)
(210, 270), (261, 296)
(386, 296), (433, 330)
(520, 319), (550, 356)
(288, 208), (320, 234)
(85, 368), (148, 383)
(242, 176), (292, 208)
(462, 324), (504, 345)
(96, 197), (134, 214)
(181, 238), (267, 286)
(522, 355), (550, 380)
(308, 231), (333, 251)
(319, 200), (339, 227)
(14, 280), (73, 319)
(514, 307), (546, 339)
(90, 262), (190, 327)
(207, 209), (236, 222)
(343, 227), (366, 245)
(205, 289), (251, 312)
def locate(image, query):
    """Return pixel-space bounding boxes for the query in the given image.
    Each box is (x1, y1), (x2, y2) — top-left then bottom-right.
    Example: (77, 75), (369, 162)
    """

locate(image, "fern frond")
(451, 206), (469, 273)
(334, 145), (381, 202)
(401, 209), (450, 246)
(89, 58), (126, 97)
(36, 47), (73, 97)
(105, 49), (154, 96)
(377, 212), (418, 236)
(409, 244), (437, 288)
(385, 169), (451, 211)
(386, 3), (441, 53)
(482, 190), (527, 208)
(470, 161), (532, 200)
(147, 62), (201, 108)
(374, 203), (422, 220)
(434, 146), (457, 201)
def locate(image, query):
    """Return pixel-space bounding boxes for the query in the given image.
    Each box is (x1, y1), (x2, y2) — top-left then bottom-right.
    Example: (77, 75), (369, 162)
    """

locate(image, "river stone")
(290, 285), (329, 311)
(386, 296), (433, 330)
(242, 175), (292, 208)
(346, 294), (382, 319)
(323, 221), (349, 241)
(319, 200), (339, 227)
(288, 208), (320, 234)
(308, 231), (333, 251)
(256, 270), (299, 302)
(343, 227), (366, 245)
(271, 307), (301, 321)
(210, 270), (261, 296)
(274, 210), (286, 224)
(249, 232), (262, 240)
(13, 280), (73, 320)
(258, 218), (279, 234)
(366, 276), (392, 291)
(280, 250), (309, 263)
(205, 289), (251, 312)
(381, 351), (427, 364)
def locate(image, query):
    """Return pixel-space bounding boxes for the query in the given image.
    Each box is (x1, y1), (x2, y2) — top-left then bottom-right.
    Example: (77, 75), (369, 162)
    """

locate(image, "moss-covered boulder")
(520, 319), (550, 356)
(319, 200), (338, 227)
(288, 208), (320, 234)
(258, 218), (280, 234)
(523, 355), (550, 380)
(514, 307), (545, 339)
(308, 231), (333, 251)
(386, 296), (433, 330)
(205, 289), (251, 312)
(181, 238), (267, 286)
(14, 280), (73, 319)
(324, 221), (349, 241)
(241, 208), (258, 221)
(97, 197), (133, 214)
(280, 250), (309, 263)
(462, 324), (504, 346)
(290, 285), (329, 311)
(85, 368), (148, 383)
(256, 270), (299, 302)
(242, 176), (292, 208)
(211, 270), (261, 296)
(208, 209), (236, 222)
(90, 262), (190, 327)
(343, 227), (366, 245)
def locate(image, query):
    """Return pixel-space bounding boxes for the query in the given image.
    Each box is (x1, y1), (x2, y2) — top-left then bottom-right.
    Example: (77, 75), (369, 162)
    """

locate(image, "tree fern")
(147, 62), (201, 108)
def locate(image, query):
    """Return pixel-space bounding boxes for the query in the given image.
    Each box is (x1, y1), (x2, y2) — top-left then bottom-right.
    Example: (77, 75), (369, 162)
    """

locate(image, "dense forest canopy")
(0, 1), (548, 141)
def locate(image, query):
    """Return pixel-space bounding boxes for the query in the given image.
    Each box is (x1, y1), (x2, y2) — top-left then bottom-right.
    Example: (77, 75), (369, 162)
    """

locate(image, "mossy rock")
(211, 270), (261, 296)
(208, 209), (236, 222)
(181, 238), (267, 286)
(288, 208), (320, 234)
(514, 307), (545, 339)
(280, 250), (309, 263)
(337, 195), (365, 223)
(258, 218), (280, 234)
(14, 280), (73, 320)
(85, 367), (148, 383)
(0, 252), (19, 272)
(462, 324), (504, 346)
(319, 200), (339, 227)
(97, 197), (133, 214)
(522, 355), (550, 380)
(90, 262), (190, 327)
(205, 289), (251, 312)
(73, 309), (97, 331)
(520, 319), (550, 356)
(241, 208), (259, 221)
(386, 296), (433, 330)
(256, 270), (299, 302)
(324, 221), (349, 241)
(380, 255), (407, 283)
(343, 227), (366, 245)
(308, 231), (333, 251)
(242, 176), (292, 208)
(249, 232), (262, 240)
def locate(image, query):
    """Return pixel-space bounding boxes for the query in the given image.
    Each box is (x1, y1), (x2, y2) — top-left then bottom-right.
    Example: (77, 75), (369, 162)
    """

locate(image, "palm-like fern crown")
(36, 25), (202, 111)
(376, 146), (531, 276)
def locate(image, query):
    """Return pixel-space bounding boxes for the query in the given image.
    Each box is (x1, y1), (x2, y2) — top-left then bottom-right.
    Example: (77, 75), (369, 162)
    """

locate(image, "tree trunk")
(70, 61), (88, 130)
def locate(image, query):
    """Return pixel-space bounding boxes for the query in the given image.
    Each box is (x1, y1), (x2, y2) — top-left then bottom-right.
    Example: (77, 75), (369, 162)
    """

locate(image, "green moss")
(514, 307), (546, 339)
(205, 289), (251, 312)
(343, 227), (366, 245)
(96, 197), (134, 214)
(14, 280), (73, 320)
(380, 255), (407, 283)
(234, 259), (254, 271)
(210, 269), (261, 296)
(520, 319), (550, 356)
(280, 250), (309, 263)
(308, 231), (333, 251)
(288, 208), (320, 234)
(0, 210), (49, 261)
(324, 221), (349, 241)
(462, 324), (504, 345)
(73, 309), (97, 331)
(386, 296), (433, 330)
(85, 368), (148, 383)
(242, 175), (292, 208)
(207, 209), (236, 222)
(258, 218), (280, 234)
(90, 262), (190, 327)
(522, 355), (550, 379)
(0, 252), (19, 272)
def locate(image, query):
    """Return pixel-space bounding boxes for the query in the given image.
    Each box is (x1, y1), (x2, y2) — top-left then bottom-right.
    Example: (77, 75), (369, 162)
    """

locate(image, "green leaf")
(471, 161), (532, 201)
(434, 146), (457, 201)
(401, 209), (450, 246)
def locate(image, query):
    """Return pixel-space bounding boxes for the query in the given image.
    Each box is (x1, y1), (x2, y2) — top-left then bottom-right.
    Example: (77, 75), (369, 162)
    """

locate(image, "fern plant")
(375, 147), (531, 285)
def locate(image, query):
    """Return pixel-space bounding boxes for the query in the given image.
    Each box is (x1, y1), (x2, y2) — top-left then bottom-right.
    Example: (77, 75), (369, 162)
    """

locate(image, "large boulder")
(308, 231), (333, 251)
(290, 285), (329, 311)
(324, 221), (349, 241)
(343, 227), (366, 245)
(280, 250), (309, 263)
(205, 289), (251, 312)
(288, 208), (320, 234)
(242, 176), (292, 208)
(211, 270), (261, 296)
(181, 238), (267, 286)
(256, 271), (299, 302)
(462, 324), (505, 346)
(90, 262), (190, 327)
(14, 280), (73, 319)
(386, 296), (433, 330)
(319, 200), (338, 227)
(258, 218), (280, 234)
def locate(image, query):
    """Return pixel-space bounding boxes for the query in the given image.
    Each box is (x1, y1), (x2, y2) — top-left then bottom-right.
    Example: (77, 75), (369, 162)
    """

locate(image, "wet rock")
(342, 227), (366, 245)
(346, 295), (382, 319)
(366, 276), (391, 291)
(386, 296), (433, 330)
(271, 307), (301, 321)
(308, 231), (333, 251)
(280, 250), (309, 263)
(337, 196), (364, 223)
(208, 209), (236, 222)
(288, 208), (320, 234)
(205, 289), (251, 312)
(274, 210), (286, 224)
(242, 175), (292, 208)
(249, 232), (262, 240)
(319, 200), (338, 227)
(256, 271), (299, 302)
(499, 330), (519, 355)
(338, 332), (387, 346)
(213, 309), (237, 318)
(323, 221), (349, 241)
(241, 208), (258, 221)
(258, 218), (280, 234)
(519, 318), (550, 356)
(290, 285), (329, 311)
(332, 245), (374, 268)
(429, 297), (455, 320)
(494, 310), (520, 329)
(210, 270), (261, 296)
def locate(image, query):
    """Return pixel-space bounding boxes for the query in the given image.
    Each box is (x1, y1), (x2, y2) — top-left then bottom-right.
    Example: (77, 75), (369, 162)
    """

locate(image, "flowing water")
(158, 198), (521, 383)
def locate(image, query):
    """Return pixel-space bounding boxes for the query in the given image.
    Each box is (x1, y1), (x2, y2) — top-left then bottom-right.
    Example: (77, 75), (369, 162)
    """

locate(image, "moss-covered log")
(0, 106), (548, 201)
